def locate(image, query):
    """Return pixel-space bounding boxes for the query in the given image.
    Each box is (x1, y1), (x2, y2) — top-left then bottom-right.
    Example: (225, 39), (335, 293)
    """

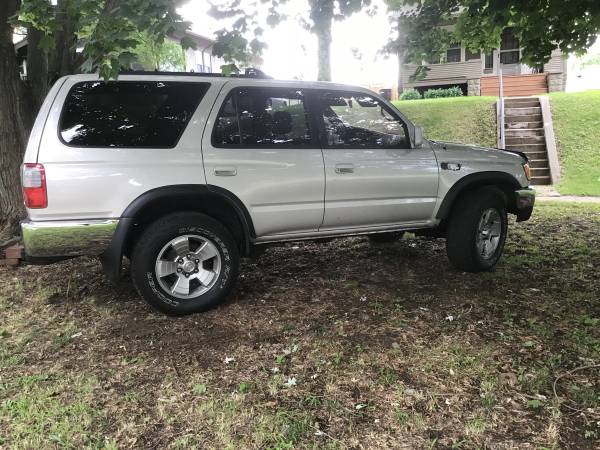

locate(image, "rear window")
(59, 81), (209, 148)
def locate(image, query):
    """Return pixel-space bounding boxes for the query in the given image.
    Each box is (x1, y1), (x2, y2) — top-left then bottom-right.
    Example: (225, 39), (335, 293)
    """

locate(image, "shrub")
(423, 86), (464, 99)
(399, 89), (422, 100)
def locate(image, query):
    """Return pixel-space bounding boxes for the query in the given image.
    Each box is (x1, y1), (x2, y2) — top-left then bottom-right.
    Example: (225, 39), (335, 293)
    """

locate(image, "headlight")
(522, 163), (531, 181)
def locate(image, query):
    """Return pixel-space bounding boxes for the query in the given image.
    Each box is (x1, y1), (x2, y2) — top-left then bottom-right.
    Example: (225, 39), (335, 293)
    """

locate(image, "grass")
(393, 96), (498, 148)
(548, 90), (600, 196)
(1, 201), (599, 448)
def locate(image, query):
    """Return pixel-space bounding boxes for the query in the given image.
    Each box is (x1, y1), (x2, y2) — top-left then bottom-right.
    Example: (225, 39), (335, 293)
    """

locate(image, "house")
(400, 28), (567, 97)
(167, 31), (226, 73)
(13, 31), (234, 78)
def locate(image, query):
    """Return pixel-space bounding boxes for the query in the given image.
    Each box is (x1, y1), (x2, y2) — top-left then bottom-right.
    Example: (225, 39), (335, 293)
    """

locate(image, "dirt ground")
(1, 201), (599, 449)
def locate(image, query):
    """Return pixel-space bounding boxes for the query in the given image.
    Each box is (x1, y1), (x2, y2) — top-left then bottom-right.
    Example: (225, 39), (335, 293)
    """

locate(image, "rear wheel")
(131, 212), (239, 315)
(445, 188), (507, 272)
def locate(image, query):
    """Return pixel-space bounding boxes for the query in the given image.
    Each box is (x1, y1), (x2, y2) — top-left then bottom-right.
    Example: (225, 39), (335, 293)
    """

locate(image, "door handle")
(214, 167), (237, 176)
(335, 164), (354, 174)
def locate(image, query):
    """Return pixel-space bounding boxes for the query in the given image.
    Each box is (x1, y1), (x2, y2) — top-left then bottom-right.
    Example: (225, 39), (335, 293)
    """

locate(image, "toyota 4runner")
(20, 72), (535, 315)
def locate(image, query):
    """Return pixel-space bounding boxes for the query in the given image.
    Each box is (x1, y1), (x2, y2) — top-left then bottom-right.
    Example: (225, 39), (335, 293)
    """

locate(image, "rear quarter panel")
(30, 75), (225, 222)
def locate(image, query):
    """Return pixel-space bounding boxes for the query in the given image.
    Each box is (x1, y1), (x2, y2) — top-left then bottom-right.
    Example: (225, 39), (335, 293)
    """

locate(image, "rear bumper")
(514, 188), (535, 222)
(21, 219), (119, 263)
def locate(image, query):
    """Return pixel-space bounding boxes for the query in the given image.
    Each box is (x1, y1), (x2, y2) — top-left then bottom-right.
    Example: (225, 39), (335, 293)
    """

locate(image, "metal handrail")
(498, 53), (506, 149)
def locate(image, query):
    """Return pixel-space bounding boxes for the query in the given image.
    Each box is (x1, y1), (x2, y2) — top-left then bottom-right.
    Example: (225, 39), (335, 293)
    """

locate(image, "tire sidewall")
(470, 198), (508, 270)
(132, 216), (239, 315)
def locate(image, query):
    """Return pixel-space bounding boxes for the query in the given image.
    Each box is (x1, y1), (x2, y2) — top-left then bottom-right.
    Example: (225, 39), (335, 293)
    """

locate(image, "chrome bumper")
(21, 219), (119, 259)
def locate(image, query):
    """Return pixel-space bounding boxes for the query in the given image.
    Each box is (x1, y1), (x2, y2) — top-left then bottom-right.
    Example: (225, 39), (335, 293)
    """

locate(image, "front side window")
(59, 81), (209, 148)
(318, 92), (409, 149)
(212, 88), (312, 147)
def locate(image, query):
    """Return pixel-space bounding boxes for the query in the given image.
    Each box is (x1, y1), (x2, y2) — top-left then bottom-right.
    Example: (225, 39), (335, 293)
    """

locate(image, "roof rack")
(118, 68), (272, 79)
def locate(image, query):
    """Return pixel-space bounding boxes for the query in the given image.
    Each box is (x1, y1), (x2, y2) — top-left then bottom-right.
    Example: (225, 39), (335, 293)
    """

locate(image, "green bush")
(399, 89), (422, 100)
(423, 86), (464, 99)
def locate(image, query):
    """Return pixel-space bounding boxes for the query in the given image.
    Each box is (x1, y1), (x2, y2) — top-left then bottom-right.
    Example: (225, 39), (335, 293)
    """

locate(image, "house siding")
(401, 60), (481, 88)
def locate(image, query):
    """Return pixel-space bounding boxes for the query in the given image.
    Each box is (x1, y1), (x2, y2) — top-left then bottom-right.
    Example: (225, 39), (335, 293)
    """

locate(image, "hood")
(429, 140), (528, 164)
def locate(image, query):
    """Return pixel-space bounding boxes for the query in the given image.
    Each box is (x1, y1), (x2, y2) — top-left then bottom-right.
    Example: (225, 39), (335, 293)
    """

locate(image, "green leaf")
(193, 383), (207, 395)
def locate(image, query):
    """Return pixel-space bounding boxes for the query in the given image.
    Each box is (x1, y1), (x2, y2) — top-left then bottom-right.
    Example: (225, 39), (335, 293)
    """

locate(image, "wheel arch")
(100, 184), (255, 283)
(436, 171), (522, 226)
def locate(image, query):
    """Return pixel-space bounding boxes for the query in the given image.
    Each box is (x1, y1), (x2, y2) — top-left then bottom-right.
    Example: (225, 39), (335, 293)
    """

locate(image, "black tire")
(445, 187), (508, 272)
(131, 212), (239, 315)
(368, 231), (405, 245)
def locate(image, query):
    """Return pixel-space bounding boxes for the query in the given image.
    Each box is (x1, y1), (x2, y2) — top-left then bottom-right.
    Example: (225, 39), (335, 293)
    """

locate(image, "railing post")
(498, 53), (506, 149)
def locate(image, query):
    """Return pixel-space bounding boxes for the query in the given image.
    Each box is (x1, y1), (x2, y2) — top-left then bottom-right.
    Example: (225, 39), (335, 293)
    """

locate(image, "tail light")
(22, 163), (48, 209)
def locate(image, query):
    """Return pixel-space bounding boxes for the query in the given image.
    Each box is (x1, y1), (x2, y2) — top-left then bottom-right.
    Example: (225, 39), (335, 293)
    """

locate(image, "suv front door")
(203, 84), (324, 237)
(316, 90), (439, 230)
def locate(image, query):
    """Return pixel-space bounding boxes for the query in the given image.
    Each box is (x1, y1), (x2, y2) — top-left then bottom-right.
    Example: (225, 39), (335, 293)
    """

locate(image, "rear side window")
(212, 87), (312, 147)
(59, 81), (209, 148)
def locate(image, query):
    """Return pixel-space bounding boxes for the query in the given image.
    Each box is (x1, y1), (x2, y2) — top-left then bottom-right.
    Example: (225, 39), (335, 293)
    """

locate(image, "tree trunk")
(311, 0), (333, 81)
(397, 51), (404, 96)
(0, 0), (28, 244)
(27, 28), (50, 112)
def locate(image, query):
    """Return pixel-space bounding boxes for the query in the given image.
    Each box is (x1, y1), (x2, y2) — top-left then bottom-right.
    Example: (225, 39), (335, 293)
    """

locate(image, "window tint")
(60, 81), (209, 148)
(212, 88), (312, 147)
(319, 92), (409, 149)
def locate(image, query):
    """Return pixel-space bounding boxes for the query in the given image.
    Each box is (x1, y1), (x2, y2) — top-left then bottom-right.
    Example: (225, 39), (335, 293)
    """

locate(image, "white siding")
(402, 60), (482, 87)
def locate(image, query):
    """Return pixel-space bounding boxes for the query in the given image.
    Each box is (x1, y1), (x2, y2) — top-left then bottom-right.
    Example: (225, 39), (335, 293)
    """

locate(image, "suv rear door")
(315, 90), (439, 230)
(203, 83), (325, 237)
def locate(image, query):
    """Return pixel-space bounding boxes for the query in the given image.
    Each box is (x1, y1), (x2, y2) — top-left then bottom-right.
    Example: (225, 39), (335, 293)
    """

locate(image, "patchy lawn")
(549, 90), (600, 196)
(1, 202), (599, 449)
(393, 97), (498, 148)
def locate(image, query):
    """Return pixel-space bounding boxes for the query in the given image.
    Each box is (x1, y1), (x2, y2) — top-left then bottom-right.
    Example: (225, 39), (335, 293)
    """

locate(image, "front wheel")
(445, 188), (508, 272)
(131, 212), (239, 315)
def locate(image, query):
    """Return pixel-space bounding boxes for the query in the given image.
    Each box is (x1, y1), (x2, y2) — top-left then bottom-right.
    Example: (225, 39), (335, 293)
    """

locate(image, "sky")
(178, 0), (398, 88)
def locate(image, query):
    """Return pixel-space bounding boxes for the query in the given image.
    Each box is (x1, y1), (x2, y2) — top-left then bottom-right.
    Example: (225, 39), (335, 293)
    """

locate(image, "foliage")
(133, 32), (185, 71)
(208, 0), (374, 79)
(549, 90), (600, 196)
(15, 0), (193, 79)
(393, 96), (497, 147)
(399, 89), (421, 100)
(384, 0), (600, 80)
(423, 86), (463, 98)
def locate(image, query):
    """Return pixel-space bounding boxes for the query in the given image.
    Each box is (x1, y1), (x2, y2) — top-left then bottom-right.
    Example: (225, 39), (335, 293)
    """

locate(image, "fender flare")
(100, 184), (255, 283)
(436, 171), (522, 221)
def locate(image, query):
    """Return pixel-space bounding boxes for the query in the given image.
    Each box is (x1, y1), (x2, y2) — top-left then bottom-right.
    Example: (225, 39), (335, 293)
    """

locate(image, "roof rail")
(118, 68), (271, 79)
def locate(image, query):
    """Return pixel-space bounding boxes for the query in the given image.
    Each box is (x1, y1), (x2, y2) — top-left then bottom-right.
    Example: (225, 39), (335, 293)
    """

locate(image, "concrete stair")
(502, 97), (551, 185)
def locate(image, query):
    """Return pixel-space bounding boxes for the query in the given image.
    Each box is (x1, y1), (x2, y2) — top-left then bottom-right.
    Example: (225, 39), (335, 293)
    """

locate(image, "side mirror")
(414, 126), (424, 148)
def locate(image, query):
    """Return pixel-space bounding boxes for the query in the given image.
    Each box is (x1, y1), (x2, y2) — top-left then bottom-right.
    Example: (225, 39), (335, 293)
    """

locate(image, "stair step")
(506, 144), (546, 152)
(504, 100), (540, 108)
(521, 151), (549, 160)
(505, 121), (544, 129)
(506, 114), (543, 123)
(531, 176), (552, 185)
(505, 128), (545, 137)
(505, 106), (542, 116)
(505, 135), (546, 145)
(529, 159), (549, 168)
(531, 167), (550, 177)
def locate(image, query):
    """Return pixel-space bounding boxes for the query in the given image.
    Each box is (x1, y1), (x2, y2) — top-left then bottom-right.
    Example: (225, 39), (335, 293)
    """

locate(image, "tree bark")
(311, 0), (333, 81)
(0, 0), (29, 243)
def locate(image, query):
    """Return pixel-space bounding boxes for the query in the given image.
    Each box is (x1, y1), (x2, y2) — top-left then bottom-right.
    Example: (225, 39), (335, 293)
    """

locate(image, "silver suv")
(21, 72), (535, 315)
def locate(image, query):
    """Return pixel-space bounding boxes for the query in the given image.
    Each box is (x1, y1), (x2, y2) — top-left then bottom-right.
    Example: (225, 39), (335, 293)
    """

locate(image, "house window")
(446, 42), (461, 63)
(465, 48), (481, 61)
(484, 53), (494, 71)
(500, 29), (520, 64)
